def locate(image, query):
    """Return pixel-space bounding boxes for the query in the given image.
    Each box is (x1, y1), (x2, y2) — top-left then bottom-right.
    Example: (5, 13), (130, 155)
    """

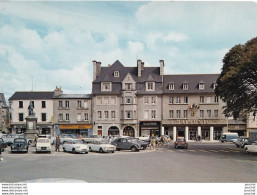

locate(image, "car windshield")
(14, 139), (26, 142)
(177, 138), (185, 142)
(99, 140), (109, 144)
(37, 139), (49, 143)
(73, 140), (84, 144)
(127, 138), (138, 143)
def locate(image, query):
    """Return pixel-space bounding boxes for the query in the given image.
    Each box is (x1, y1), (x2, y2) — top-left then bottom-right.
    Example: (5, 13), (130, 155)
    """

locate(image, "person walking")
(55, 135), (61, 152)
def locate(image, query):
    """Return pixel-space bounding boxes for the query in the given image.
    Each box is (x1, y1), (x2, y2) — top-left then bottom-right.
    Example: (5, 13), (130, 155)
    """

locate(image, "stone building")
(0, 93), (9, 133)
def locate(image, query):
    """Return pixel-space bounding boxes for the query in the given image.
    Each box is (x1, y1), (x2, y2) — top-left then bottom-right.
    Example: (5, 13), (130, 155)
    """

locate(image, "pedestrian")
(55, 135), (61, 152)
(152, 137), (156, 150)
(34, 134), (38, 144)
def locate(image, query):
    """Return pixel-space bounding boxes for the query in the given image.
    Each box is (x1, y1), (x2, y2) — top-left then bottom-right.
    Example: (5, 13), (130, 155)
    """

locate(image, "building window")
(200, 96), (204, 103)
(110, 97), (116, 105)
(169, 83), (175, 90)
(126, 111), (132, 119)
(200, 110), (204, 118)
(19, 113), (24, 121)
(144, 97), (149, 104)
(169, 97), (174, 104)
(77, 114), (81, 121)
(184, 96), (188, 104)
(97, 97), (102, 105)
(151, 110), (156, 119)
(114, 71), (120, 77)
(59, 101), (63, 108)
(146, 82), (155, 91)
(42, 113), (46, 121)
(183, 83), (188, 90)
(207, 110), (211, 118)
(126, 97), (133, 104)
(65, 101), (69, 108)
(176, 110), (181, 119)
(214, 110), (219, 118)
(207, 97), (212, 104)
(65, 113), (70, 121)
(151, 97), (156, 104)
(214, 96), (219, 103)
(19, 101), (23, 108)
(84, 113), (89, 121)
(98, 111), (102, 119)
(184, 110), (188, 119)
(125, 83), (132, 90)
(58, 113), (63, 121)
(84, 101), (88, 109)
(77, 101), (82, 108)
(42, 101), (46, 108)
(169, 110), (174, 119)
(111, 111), (115, 119)
(176, 97), (181, 104)
(199, 83), (205, 90)
(102, 82), (111, 91)
(104, 111), (108, 119)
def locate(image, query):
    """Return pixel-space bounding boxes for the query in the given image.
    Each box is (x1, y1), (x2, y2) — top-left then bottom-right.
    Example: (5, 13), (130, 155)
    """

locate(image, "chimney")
(93, 60), (101, 81)
(137, 59), (142, 77)
(160, 60), (164, 76)
(53, 86), (63, 97)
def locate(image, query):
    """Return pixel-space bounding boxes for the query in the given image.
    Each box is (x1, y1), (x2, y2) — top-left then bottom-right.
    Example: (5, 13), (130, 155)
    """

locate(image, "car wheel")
(236, 145), (239, 148)
(63, 148), (66, 152)
(116, 148), (120, 151)
(112, 151), (115, 153)
(244, 148), (249, 154)
(72, 148), (76, 154)
(99, 148), (104, 153)
(142, 146), (147, 150)
(85, 152), (88, 154)
(131, 146), (137, 152)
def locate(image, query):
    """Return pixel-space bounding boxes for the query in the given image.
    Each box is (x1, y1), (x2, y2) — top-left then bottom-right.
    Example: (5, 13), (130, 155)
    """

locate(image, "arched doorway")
(108, 126), (120, 136)
(123, 126), (135, 137)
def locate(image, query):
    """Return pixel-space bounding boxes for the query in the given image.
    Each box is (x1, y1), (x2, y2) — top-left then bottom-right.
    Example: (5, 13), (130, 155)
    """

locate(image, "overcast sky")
(1, 1), (257, 100)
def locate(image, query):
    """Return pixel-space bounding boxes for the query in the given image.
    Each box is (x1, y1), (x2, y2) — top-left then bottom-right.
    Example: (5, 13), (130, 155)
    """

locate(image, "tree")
(215, 37), (257, 119)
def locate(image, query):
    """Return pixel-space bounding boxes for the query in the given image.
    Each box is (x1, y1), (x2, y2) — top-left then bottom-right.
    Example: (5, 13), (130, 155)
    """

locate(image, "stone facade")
(0, 93), (9, 133)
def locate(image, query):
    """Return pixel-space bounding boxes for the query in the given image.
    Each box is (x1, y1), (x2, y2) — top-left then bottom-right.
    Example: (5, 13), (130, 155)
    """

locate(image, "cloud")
(128, 41), (144, 54)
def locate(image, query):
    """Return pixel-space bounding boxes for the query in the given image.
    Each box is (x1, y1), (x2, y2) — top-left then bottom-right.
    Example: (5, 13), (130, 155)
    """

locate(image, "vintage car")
(36, 138), (52, 153)
(244, 141), (257, 154)
(87, 140), (116, 153)
(63, 139), (89, 154)
(0, 138), (8, 152)
(111, 137), (142, 152)
(11, 138), (29, 153)
(83, 135), (102, 143)
(52, 134), (77, 145)
(174, 137), (188, 149)
(235, 137), (249, 148)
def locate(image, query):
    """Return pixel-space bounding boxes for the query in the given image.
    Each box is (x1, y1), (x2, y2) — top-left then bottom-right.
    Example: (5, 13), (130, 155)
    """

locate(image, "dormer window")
(101, 82), (112, 91)
(114, 71), (119, 77)
(199, 82), (205, 90)
(146, 82), (155, 91)
(183, 83), (189, 90)
(168, 83), (175, 90)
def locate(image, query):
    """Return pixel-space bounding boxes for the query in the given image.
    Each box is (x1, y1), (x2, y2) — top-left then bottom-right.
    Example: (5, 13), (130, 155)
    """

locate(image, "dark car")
(0, 138), (8, 152)
(235, 137), (249, 148)
(136, 139), (148, 150)
(174, 137), (188, 149)
(111, 137), (142, 152)
(11, 138), (29, 153)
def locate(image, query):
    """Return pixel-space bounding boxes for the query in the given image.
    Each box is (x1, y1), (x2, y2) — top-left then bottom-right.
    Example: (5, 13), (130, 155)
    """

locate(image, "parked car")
(87, 140), (116, 153)
(2, 134), (20, 146)
(36, 138), (52, 153)
(52, 134), (76, 145)
(174, 137), (188, 149)
(111, 137), (142, 152)
(220, 133), (239, 143)
(0, 138), (8, 151)
(136, 139), (148, 150)
(11, 138), (29, 153)
(63, 139), (89, 154)
(235, 137), (249, 148)
(244, 141), (257, 154)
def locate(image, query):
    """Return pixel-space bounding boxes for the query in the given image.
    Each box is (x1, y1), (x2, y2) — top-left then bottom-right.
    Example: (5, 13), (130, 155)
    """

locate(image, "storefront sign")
(176, 120), (210, 125)
(140, 121), (160, 127)
(59, 124), (93, 129)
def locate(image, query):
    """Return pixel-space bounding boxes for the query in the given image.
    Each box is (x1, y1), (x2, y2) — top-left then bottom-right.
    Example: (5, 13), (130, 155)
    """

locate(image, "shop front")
(108, 126), (120, 136)
(139, 121), (161, 137)
(59, 124), (93, 137)
(123, 126), (135, 137)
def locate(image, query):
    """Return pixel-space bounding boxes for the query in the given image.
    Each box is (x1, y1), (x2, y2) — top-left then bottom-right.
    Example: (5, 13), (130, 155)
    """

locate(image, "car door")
(121, 138), (130, 149)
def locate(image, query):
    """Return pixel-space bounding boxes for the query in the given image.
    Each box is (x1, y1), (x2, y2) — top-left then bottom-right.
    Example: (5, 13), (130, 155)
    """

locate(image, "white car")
(63, 139), (89, 154)
(36, 138), (51, 153)
(87, 140), (116, 153)
(244, 141), (257, 154)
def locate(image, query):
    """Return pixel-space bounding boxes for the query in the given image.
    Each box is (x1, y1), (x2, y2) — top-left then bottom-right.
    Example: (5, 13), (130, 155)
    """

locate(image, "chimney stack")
(137, 59), (142, 77)
(93, 60), (101, 81)
(160, 60), (164, 76)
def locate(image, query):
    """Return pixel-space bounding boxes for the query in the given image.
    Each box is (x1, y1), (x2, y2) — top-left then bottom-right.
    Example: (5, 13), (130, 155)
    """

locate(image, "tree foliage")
(215, 37), (257, 119)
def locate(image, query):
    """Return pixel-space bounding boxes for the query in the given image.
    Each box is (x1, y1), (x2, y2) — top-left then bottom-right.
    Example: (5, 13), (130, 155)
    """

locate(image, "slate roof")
(92, 60), (162, 95)
(163, 74), (219, 94)
(0, 93), (8, 107)
(53, 94), (92, 99)
(9, 91), (55, 100)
